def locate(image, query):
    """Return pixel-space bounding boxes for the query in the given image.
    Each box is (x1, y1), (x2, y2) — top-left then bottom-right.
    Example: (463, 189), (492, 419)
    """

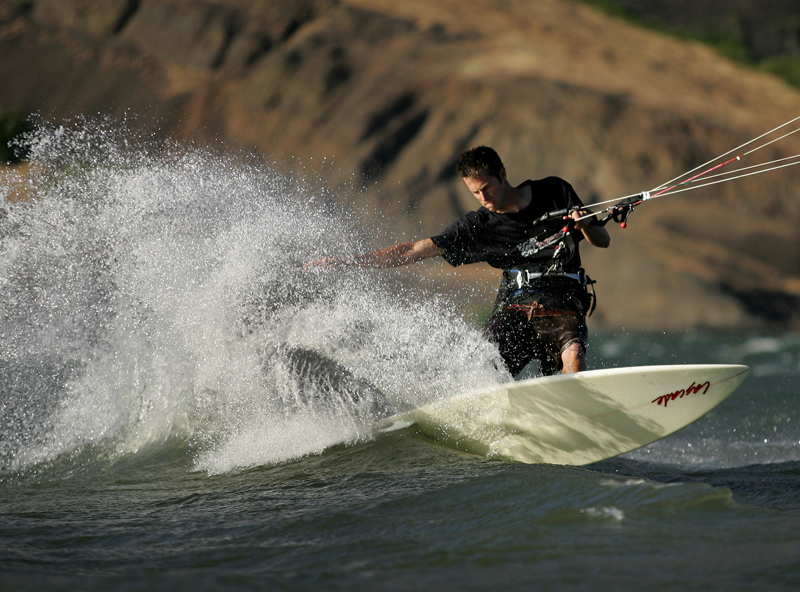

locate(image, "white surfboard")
(381, 364), (749, 466)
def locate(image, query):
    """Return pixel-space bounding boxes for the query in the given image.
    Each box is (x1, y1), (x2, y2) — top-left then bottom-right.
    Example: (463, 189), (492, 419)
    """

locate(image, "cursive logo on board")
(652, 381), (711, 407)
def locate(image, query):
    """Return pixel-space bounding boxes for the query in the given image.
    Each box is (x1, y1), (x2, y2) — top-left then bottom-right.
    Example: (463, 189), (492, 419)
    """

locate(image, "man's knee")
(560, 342), (586, 374)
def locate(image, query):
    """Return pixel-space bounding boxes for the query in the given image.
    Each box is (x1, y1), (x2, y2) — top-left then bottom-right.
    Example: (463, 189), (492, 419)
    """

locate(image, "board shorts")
(484, 303), (588, 376)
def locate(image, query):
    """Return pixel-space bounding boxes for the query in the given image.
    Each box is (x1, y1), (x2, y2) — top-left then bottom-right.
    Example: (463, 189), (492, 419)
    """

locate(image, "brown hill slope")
(1, 0), (800, 330)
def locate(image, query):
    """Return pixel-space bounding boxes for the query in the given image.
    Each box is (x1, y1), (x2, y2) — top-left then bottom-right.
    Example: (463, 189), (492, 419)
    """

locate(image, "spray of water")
(0, 118), (506, 475)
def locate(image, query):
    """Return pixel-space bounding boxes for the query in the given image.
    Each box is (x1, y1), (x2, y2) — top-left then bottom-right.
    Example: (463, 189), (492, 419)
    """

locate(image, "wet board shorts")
(484, 303), (588, 376)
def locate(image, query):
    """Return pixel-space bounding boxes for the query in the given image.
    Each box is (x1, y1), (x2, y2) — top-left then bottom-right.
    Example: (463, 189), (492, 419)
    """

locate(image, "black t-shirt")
(430, 177), (586, 273)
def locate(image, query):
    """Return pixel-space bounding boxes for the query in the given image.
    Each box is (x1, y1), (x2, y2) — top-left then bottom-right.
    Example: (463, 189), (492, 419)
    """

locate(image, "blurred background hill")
(1, 0), (799, 331)
(585, 0), (800, 87)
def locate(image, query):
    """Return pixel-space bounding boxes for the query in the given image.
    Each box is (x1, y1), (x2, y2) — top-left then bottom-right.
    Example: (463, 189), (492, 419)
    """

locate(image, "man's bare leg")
(560, 342), (586, 374)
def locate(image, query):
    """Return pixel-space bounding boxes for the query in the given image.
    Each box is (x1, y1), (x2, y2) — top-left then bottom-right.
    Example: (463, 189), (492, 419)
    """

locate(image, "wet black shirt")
(430, 177), (586, 273)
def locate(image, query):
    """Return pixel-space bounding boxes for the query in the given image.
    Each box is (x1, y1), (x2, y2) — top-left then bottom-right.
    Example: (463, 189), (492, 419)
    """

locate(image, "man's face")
(462, 169), (509, 213)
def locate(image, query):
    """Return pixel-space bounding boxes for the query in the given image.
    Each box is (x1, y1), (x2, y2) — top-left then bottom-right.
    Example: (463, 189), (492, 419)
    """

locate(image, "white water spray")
(0, 119), (505, 475)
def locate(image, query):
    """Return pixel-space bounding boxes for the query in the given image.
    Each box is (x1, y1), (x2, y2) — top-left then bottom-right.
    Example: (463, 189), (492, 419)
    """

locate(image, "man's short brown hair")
(455, 146), (504, 180)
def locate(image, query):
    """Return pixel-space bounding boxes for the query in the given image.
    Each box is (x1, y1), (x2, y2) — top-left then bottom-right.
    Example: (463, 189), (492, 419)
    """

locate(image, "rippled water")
(2, 121), (799, 591)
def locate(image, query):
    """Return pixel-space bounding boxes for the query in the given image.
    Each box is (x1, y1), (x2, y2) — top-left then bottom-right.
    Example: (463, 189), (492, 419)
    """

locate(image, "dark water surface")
(2, 121), (799, 590)
(3, 349), (800, 592)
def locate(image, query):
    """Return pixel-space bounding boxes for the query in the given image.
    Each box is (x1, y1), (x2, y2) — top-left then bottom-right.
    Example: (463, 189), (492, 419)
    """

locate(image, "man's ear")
(498, 166), (507, 182)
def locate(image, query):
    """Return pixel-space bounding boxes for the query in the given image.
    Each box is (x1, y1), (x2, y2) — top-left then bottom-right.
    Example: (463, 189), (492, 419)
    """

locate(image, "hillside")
(580, 0), (800, 87)
(1, 0), (800, 330)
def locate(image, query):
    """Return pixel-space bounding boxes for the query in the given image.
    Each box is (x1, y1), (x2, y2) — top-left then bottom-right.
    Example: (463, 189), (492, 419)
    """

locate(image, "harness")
(510, 269), (583, 290)
(496, 213), (597, 317)
(494, 269), (597, 318)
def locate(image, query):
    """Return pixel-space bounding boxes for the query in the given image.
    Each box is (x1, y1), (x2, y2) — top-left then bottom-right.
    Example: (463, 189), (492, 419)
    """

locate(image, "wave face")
(0, 118), (505, 476)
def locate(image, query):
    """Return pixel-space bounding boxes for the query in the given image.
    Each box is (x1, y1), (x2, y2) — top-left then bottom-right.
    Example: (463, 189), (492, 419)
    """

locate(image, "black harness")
(494, 269), (597, 318)
(493, 212), (598, 318)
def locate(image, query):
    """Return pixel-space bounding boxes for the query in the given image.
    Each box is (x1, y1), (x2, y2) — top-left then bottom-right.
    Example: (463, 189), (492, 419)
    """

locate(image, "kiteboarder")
(305, 146), (610, 376)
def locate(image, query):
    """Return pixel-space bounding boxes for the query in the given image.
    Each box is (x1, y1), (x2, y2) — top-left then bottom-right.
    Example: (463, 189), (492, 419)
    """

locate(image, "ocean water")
(2, 121), (799, 591)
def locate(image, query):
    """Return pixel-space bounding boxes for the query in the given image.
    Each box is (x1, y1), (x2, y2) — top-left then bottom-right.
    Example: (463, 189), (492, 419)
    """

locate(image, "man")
(305, 146), (610, 376)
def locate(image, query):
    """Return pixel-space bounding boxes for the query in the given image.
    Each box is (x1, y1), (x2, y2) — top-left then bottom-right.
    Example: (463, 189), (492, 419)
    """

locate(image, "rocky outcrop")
(2, 0), (800, 330)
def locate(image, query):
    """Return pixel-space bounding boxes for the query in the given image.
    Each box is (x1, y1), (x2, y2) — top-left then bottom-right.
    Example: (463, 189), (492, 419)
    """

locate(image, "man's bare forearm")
(304, 238), (444, 271)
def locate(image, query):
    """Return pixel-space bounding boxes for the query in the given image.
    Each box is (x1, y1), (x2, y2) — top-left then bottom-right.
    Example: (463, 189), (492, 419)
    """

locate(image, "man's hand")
(303, 256), (350, 272)
(567, 211), (610, 248)
(567, 210), (592, 230)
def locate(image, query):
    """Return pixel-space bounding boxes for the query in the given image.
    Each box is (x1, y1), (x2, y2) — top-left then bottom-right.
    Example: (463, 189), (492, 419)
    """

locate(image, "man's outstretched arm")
(304, 238), (444, 271)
